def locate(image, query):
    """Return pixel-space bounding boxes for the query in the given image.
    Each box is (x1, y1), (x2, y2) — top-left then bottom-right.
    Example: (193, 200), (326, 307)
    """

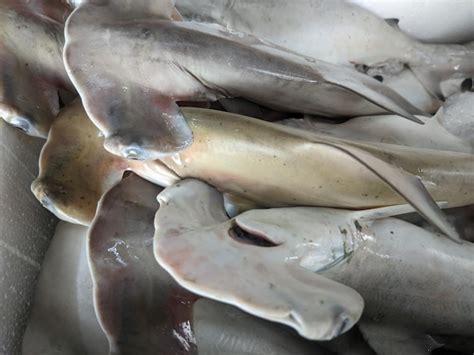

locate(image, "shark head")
(154, 178), (363, 340)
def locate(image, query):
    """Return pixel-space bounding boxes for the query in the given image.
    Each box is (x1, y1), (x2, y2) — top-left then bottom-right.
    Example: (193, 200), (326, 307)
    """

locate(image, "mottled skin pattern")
(65, 0), (426, 160)
(0, 0), (75, 137)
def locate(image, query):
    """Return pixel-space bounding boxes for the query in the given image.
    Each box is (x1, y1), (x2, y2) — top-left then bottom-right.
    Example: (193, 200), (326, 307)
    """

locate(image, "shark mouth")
(228, 220), (281, 248)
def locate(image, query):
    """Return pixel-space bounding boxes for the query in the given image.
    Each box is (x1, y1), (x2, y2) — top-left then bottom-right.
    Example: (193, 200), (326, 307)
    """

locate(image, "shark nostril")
(334, 313), (350, 337)
(228, 222), (279, 247)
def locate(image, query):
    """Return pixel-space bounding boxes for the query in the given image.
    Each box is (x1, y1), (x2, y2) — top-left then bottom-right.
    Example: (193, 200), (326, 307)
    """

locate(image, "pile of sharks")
(2, 0), (473, 354)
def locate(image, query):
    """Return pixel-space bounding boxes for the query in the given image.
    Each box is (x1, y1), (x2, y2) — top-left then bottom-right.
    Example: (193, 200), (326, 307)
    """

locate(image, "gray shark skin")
(89, 173), (333, 354)
(176, 0), (474, 103)
(154, 179), (474, 350)
(154, 179), (366, 341)
(64, 0), (426, 160)
(32, 103), (469, 240)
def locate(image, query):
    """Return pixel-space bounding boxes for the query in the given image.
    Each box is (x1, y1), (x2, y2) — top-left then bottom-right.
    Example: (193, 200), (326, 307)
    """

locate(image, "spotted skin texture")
(31, 100), (178, 225)
(161, 108), (473, 239)
(33, 104), (470, 238)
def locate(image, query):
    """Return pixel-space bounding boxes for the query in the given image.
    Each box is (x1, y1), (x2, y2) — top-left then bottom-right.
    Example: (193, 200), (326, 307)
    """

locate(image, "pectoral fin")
(318, 141), (460, 242)
(320, 65), (427, 124)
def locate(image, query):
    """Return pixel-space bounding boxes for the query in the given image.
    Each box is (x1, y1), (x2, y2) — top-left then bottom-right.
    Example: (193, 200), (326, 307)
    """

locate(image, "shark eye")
(228, 222), (279, 247)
